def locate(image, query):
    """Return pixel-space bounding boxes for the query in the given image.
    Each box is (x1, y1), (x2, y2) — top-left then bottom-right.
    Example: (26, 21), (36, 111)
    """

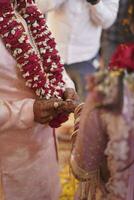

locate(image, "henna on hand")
(33, 98), (64, 124)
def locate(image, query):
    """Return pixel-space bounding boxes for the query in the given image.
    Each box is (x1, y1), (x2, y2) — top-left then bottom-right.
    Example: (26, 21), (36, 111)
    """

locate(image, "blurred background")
(37, 0), (134, 199)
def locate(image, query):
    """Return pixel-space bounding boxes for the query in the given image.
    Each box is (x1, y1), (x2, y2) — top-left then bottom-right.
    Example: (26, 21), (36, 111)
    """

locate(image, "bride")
(71, 43), (134, 200)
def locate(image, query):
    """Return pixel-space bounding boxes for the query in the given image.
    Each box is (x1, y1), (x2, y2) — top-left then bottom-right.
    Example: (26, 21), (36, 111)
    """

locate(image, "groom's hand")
(33, 98), (64, 124)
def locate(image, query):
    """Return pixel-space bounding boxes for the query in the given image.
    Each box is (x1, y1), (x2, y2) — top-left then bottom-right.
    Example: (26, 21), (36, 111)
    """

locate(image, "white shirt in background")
(36, 0), (119, 64)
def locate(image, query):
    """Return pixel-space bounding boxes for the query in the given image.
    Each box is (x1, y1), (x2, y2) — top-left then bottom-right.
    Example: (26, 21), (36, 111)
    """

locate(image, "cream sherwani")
(0, 11), (74, 200)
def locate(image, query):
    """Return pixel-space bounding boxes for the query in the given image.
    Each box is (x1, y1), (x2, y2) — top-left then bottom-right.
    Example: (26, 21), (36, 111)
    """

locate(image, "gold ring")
(54, 102), (59, 109)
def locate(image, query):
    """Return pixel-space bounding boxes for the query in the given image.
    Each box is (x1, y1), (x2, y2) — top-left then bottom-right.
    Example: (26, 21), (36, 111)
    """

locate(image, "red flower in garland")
(0, 0), (11, 12)
(109, 43), (134, 71)
(17, 0), (65, 97)
(0, 0), (69, 128)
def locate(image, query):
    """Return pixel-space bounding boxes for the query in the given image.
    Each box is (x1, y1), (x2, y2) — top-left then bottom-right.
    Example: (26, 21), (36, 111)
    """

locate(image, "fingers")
(63, 88), (79, 101)
(34, 99), (54, 124)
(35, 110), (54, 124)
(34, 96), (79, 125)
(72, 92), (79, 101)
(58, 101), (78, 113)
(34, 98), (61, 124)
(39, 115), (53, 124)
(42, 99), (64, 111)
(66, 94), (77, 101)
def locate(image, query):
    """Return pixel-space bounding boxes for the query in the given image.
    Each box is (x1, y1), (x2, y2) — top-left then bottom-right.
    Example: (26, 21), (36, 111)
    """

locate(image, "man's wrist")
(86, 0), (100, 5)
